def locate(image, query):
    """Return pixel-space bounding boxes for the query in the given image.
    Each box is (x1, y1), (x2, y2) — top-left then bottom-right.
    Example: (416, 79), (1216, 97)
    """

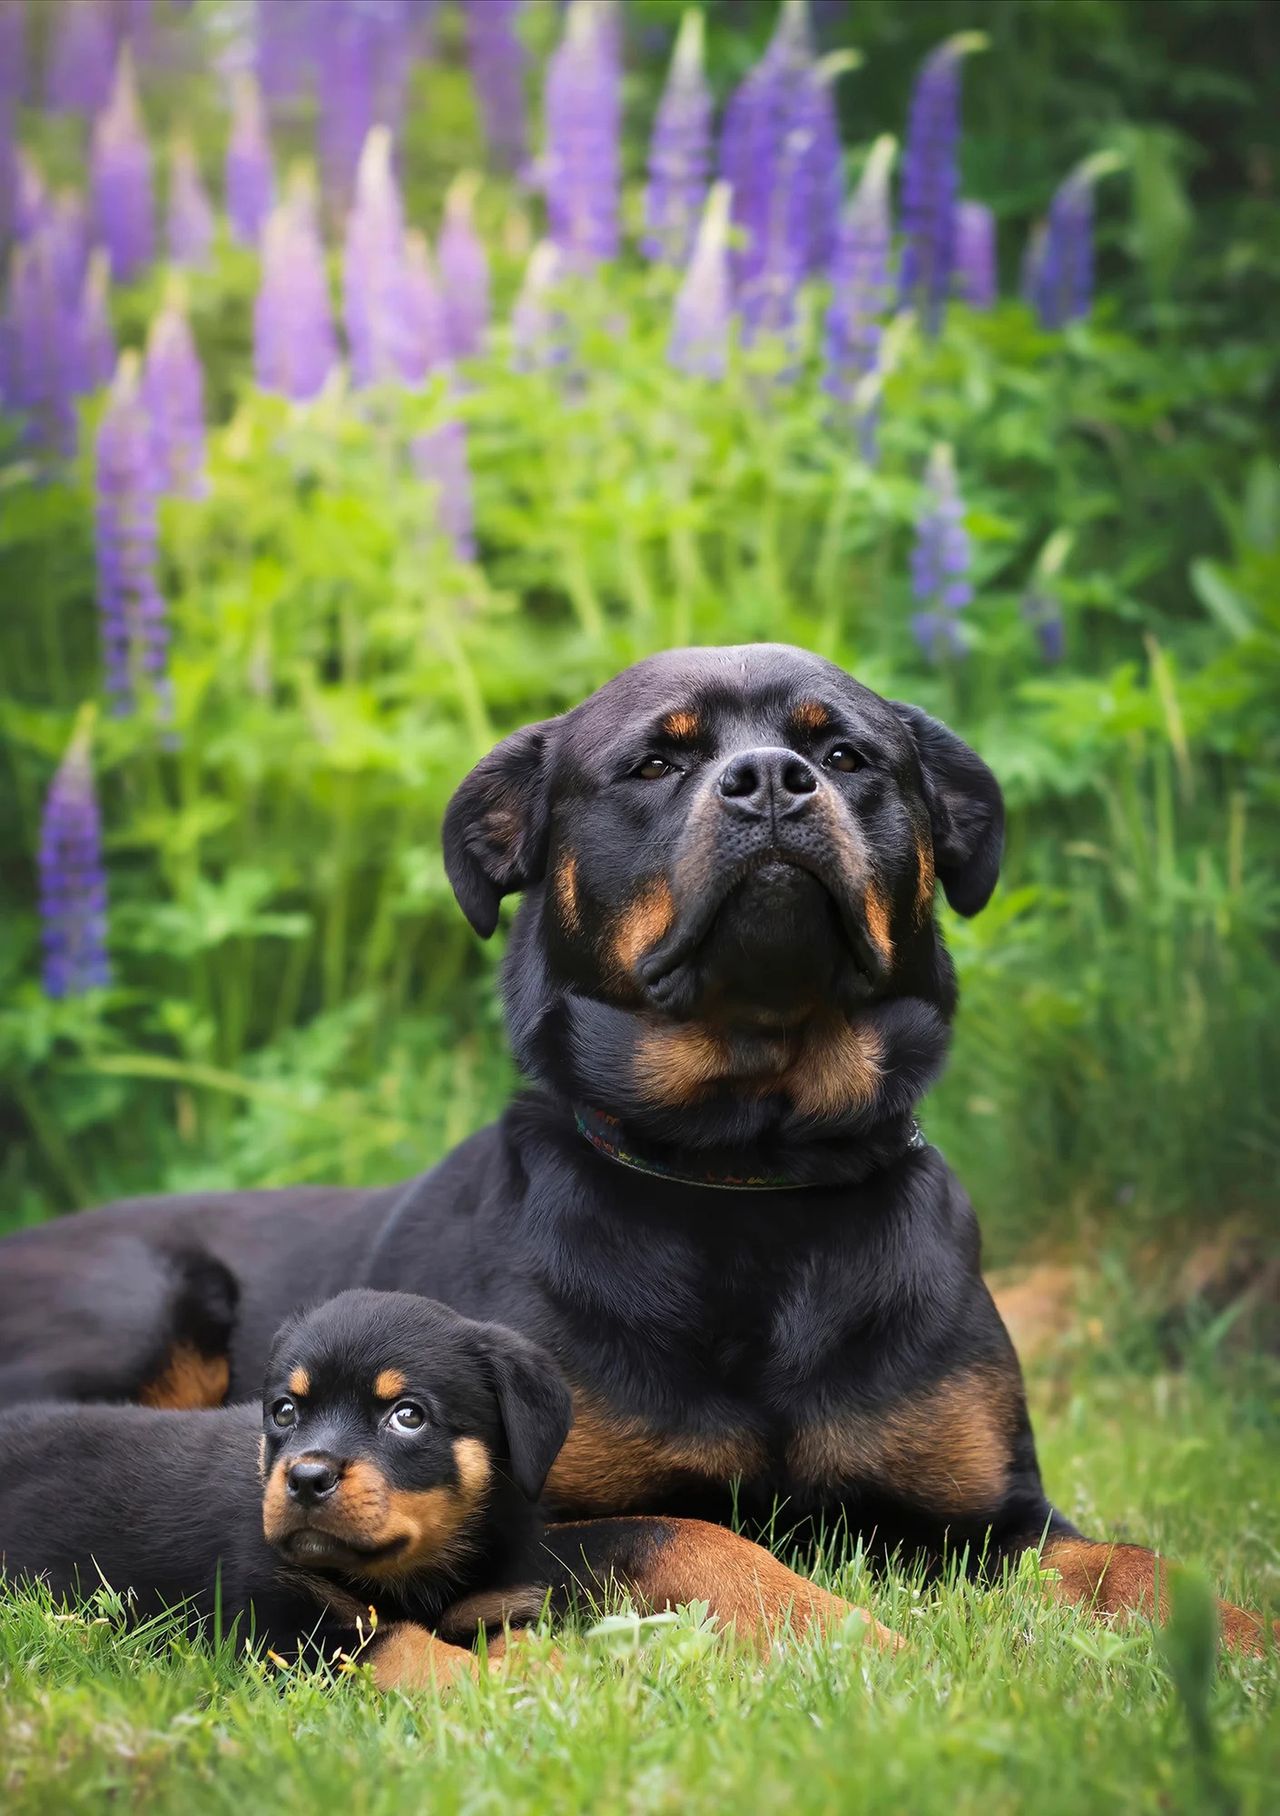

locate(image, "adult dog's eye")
(825, 745), (863, 773)
(271, 1398), (296, 1429)
(389, 1401), (426, 1433)
(634, 756), (675, 781)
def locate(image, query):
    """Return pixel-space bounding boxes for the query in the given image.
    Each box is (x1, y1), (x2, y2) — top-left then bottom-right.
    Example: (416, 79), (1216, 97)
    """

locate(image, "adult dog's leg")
(539, 1518), (902, 1652)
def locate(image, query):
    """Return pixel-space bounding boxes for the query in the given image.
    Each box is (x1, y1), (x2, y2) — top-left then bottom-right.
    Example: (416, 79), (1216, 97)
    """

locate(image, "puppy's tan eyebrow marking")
(791, 700), (831, 733)
(288, 1368), (310, 1398)
(375, 1368), (407, 1400)
(659, 709), (701, 741)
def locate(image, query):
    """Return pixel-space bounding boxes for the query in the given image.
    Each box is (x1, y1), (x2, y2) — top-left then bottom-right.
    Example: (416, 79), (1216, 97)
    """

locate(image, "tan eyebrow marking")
(659, 709), (700, 741)
(791, 701), (831, 732)
(375, 1369), (407, 1400)
(288, 1368), (310, 1398)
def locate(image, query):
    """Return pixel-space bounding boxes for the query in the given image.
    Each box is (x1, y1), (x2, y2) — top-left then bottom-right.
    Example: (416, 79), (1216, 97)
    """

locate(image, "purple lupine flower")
(255, 0), (314, 107)
(544, 0), (622, 267)
(120, 0), (156, 63)
(38, 716), (111, 999)
(643, 8), (713, 266)
(0, 92), (14, 244)
(94, 352), (170, 715)
(1031, 168), (1093, 329)
(46, 0), (116, 116)
(401, 229), (450, 384)
(898, 33), (985, 336)
(142, 294), (206, 497)
(437, 178), (491, 363)
(2, 230), (77, 453)
(15, 146), (47, 238)
(719, 0), (811, 307)
(823, 134), (894, 460)
(343, 125), (413, 388)
(253, 176), (339, 400)
(669, 179), (732, 379)
(510, 239), (566, 373)
(412, 418), (476, 561)
(226, 73), (274, 245)
(316, 1), (410, 221)
(0, 1), (27, 103)
(91, 49), (155, 282)
(71, 251), (116, 395)
(910, 443), (972, 662)
(1022, 590), (1065, 664)
(463, 0), (527, 173)
(46, 190), (91, 308)
(166, 138), (216, 266)
(953, 199), (996, 308)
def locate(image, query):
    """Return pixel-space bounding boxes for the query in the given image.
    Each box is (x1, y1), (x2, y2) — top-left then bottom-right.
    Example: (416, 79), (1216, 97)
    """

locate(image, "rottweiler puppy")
(0, 1289), (574, 1689)
(0, 645), (1270, 1652)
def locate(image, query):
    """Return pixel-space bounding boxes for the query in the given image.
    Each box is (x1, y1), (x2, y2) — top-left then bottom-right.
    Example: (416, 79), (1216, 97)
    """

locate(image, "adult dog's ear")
(892, 703), (1004, 916)
(476, 1323), (574, 1501)
(442, 720), (559, 937)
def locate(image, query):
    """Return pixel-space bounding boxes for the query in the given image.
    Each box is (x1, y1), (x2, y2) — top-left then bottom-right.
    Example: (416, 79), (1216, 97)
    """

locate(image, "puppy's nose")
(716, 748), (818, 821)
(287, 1457), (340, 1503)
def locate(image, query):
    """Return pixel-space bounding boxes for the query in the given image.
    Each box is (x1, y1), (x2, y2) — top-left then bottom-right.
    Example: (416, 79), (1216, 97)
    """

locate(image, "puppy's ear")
(442, 720), (559, 938)
(892, 703), (1004, 917)
(476, 1323), (574, 1502)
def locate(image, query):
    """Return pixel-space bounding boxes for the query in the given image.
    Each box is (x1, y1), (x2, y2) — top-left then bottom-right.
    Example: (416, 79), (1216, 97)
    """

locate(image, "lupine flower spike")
(1028, 153), (1121, 330)
(142, 284), (206, 498)
(226, 73), (275, 246)
(47, 0), (115, 116)
(73, 251), (117, 396)
(3, 232), (77, 455)
(899, 33), (986, 336)
(669, 180), (733, 380)
(643, 9), (712, 267)
(510, 240), (566, 373)
(544, 0), (622, 268)
(167, 138), (216, 267)
(254, 170), (339, 401)
(38, 708), (111, 1000)
(719, 0), (812, 321)
(95, 352), (170, 715)
(911, 443), (972, 662)
(343, 126), (414, 389)
(437, 176), (491, 363)
(953, 199), (996, 308)
(401, 231), (450, 385)
(463, 0), (527, 173)
(1021, 528), (1073, 664)
(91, 48), (155, 282)
(824, 135), (895, 461)
(412, 420), (476, 562)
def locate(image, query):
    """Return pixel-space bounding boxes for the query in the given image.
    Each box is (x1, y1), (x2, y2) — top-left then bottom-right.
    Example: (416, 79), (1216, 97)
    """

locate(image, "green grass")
(3, 1339), (1276, 1816)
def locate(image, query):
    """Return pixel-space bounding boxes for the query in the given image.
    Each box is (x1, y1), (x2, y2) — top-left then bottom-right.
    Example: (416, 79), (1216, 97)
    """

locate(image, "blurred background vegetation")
(1, 0), (1277, 1266)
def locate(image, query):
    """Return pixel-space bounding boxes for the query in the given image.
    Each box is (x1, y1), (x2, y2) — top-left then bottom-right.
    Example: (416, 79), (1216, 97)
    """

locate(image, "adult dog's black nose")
(716, 748), (818, 821)
(287, 1457), (340, 1503)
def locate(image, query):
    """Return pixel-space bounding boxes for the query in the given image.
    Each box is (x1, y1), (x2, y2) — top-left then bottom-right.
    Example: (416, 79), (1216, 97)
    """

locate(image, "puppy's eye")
(271, 1398), (296, 1429)
(825, 745), (863, 774)
(388, 1401), (426, 1433)
(634, 756), (675, 781)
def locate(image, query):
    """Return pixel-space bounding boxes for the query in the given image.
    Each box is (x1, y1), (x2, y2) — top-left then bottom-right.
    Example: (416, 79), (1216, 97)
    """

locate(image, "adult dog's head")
(444, 645), (1002, 1157)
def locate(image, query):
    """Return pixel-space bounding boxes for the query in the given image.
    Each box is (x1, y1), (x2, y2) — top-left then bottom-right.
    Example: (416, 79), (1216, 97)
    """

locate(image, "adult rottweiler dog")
(0, 645), (1268, 1652)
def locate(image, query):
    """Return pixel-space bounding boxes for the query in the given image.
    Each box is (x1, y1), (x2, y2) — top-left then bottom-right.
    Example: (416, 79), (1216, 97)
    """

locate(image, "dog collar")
(573, 1103), (927, 1192)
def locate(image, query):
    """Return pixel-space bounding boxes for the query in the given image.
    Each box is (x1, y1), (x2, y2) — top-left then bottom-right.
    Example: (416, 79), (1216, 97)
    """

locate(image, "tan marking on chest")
(788, 1367), (1018, 1515)
(545, 1400), (766, 1514)
(633, 1015), (882, 1119)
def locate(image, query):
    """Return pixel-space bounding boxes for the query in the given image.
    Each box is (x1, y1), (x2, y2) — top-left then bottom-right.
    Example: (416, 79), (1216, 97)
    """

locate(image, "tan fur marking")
(914, 833), (936, 924)
(139, 1343), (229, 1410)
(660, 709), (700, 741)
(783, 1019), (883, 1120)
(791, 700), (831, 733)
(633, 1023), (737, 1107)
(374, 1369), (406, 1400)
(789, 1367), (1016, 1514)
(368, 1622), (479, 1694)
(546, 1400), (766, 1515)
(610, 878), (676, 977)
(555, 852), (581, 935)
(288, 1367), (310, 1399)
(862, 885), (895, 969)
(559, 1515), (900, 1654)
(1039, 1536), (1274, 1656)
(436, 1584), (549, 1643)
(633, 1015), (882, 1117)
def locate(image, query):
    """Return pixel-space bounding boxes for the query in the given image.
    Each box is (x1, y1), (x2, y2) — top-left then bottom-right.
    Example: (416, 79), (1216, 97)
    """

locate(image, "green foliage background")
(2, 0), (1278, 1258)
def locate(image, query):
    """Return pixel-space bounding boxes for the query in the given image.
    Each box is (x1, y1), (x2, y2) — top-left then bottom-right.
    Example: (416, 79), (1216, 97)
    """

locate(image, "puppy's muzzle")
(287, 1455), (341, 1505)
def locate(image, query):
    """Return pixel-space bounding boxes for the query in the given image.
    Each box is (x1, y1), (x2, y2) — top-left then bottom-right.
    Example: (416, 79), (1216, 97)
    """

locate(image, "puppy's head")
(444, 647), (1001, 1054)
(259, 1290), (571, 1585)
